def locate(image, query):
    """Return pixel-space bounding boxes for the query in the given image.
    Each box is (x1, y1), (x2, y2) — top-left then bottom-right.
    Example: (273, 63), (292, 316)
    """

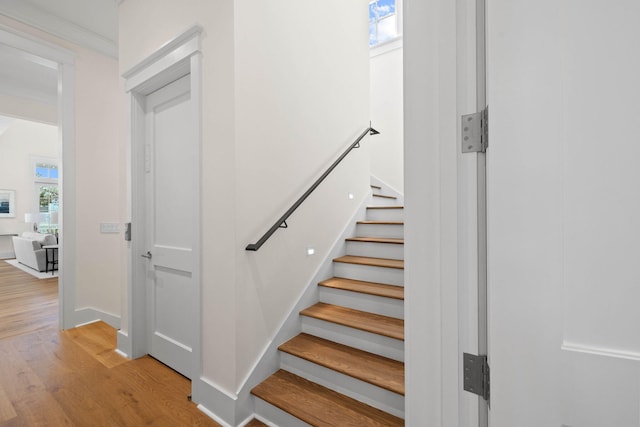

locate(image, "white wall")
(120, 1), (371, 421)
(0, 16), (125, 325)
(73, 47), (123, 319)
(233, 0), (370, 393)
(370, 43), (404, 193)
(0, 93), (56, 124)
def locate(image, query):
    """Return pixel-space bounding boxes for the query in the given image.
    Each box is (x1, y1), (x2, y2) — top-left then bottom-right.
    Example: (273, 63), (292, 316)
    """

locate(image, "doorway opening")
(0, 25), (76, 330)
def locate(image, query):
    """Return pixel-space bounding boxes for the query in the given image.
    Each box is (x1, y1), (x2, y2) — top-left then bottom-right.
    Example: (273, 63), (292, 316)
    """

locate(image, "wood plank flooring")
(0, 261), (57, 340)
(0, 260), (221, 426)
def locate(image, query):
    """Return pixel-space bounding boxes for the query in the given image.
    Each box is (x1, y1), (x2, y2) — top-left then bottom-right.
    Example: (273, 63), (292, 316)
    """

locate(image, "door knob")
(141, 251), (152, 259)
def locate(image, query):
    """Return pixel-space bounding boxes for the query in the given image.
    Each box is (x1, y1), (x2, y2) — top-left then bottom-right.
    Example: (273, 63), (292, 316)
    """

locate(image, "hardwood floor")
(0, 262), (57, 340)
(0, 261), (221, 426)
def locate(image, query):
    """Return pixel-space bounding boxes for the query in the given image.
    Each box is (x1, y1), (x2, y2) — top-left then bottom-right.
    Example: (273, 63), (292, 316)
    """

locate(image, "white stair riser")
(370, 195), (400, 206)
(280, 355), (405, 419)
(366, 208), (404, 222)
(254, 398), (311, 427)
(301, 316), (404, 361)
(319, 287), (404, 319)
(346, 241), (404, 260)
(333, 263), (404, 286)
(356, 223), (404, 239)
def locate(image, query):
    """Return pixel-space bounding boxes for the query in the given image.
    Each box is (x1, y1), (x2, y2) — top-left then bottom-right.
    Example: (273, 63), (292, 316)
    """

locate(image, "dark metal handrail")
(246, 126), (380, 251)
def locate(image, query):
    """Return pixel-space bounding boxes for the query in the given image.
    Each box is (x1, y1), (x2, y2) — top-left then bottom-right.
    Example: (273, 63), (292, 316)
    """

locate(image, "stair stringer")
(233, 197), (372, 425)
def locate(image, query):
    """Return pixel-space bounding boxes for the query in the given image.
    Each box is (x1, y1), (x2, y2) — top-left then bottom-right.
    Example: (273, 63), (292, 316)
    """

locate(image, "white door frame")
(404, 0), (483, 425)
(122, 25), (203, 382)
(0, 24), (76, 330)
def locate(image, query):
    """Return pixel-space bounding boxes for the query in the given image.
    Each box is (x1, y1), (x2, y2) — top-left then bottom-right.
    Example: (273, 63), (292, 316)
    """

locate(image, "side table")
(42, 244), (59, 275)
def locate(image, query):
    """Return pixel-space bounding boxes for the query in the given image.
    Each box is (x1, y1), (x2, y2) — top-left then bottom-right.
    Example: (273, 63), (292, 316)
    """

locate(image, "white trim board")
(73, 307), (121, 330)
(562, 341), (640, 362)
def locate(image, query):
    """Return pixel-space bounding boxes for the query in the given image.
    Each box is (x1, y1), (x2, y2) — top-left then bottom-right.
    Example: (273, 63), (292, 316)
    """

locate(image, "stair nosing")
(357, 220), (404, 225)
(367, 205), (404, 209)
(333, 255), (404, 270)
(318, 277), (404, 300)
(346, 237), (404, 245)
(300, 302), (404, 341)
(279, 333), (405, 395)
(251, 370), (404, 426)
(372, 194), (397, 199)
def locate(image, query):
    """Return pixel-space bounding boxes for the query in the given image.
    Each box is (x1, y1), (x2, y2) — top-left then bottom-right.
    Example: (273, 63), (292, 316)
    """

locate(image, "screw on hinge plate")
(461, 107), (489, 153)
(463, 352), (490, 402)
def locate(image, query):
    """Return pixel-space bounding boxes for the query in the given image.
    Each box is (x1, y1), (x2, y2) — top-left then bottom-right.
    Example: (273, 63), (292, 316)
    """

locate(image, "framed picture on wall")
(0, 190), (15, 218)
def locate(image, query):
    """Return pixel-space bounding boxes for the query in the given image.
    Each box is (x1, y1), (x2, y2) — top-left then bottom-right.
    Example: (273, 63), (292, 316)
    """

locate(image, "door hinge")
(461, 106), (489, 153)
(463, 353), (490, 402)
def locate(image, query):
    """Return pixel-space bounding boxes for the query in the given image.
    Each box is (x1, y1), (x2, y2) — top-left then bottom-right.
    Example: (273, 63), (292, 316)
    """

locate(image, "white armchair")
(12, 232), (57, 272)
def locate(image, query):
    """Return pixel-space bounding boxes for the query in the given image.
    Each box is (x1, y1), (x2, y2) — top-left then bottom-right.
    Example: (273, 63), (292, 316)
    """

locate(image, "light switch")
(100, 223), (120, 233)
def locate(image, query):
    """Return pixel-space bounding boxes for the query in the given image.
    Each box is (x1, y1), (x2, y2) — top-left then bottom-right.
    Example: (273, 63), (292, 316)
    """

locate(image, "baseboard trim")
(73, 307), (121, 330)
(197, 403), (233, 427)
(116, 329), (131, 359)
(193, 375), (238, 426)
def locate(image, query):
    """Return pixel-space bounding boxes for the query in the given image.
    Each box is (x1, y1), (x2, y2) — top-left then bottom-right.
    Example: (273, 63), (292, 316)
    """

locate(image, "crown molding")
(0, 0), (118, 58)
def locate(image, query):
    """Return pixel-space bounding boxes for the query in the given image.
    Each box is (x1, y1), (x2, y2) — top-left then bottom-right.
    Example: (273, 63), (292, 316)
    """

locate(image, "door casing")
(121, 27), (203, 390)
(0, 24), (76, 330)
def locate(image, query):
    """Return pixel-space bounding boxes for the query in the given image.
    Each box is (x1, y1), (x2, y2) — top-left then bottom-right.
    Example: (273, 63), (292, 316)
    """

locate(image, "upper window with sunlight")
(369, 0), (400, 47)
(35, 162), (59, 181)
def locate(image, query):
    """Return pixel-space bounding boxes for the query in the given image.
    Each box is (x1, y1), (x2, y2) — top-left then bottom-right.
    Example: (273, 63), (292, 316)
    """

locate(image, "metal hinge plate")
(463, 353), (490, 402)
(461, 107), (489, 153)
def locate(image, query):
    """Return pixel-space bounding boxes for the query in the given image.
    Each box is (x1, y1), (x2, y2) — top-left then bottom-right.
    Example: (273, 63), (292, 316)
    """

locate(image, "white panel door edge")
(487, 1), (640, 425)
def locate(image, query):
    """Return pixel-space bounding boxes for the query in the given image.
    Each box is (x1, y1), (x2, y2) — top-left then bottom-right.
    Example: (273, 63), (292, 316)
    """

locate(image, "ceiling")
(0, 0), (119, 58)
(0, 0), (118, 112)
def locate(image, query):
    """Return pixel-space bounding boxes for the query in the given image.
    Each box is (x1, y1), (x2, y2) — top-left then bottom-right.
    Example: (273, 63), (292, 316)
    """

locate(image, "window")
(32, 157), (59, 233)
(369, 0), (401, 47)
(35, 162), (59, 181)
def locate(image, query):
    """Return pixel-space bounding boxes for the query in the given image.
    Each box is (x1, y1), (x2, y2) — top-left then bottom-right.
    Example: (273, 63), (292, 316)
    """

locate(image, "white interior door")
(487, 1), (640, 426)
(143, 74), (198, 379)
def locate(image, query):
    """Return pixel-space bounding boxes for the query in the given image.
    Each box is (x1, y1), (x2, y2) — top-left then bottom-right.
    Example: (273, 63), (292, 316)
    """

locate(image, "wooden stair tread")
(334, 255), (404, 269)
(252, 370), (404, 427)
(279, 333), (405, 395)
(346, 236), (404, 244)
(372, 194), (397, 199)
(367, 205), (404, 209)
(301, 303), (404, 340)
(357, 220), (404, 225)
(370, 184), (382, 190)
(319, 277), (404, 300)
(245, 419), (268, 427)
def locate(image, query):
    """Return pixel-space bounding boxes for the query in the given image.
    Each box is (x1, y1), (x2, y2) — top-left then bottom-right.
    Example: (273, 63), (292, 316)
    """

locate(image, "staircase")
(251, 183), (405, 426)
